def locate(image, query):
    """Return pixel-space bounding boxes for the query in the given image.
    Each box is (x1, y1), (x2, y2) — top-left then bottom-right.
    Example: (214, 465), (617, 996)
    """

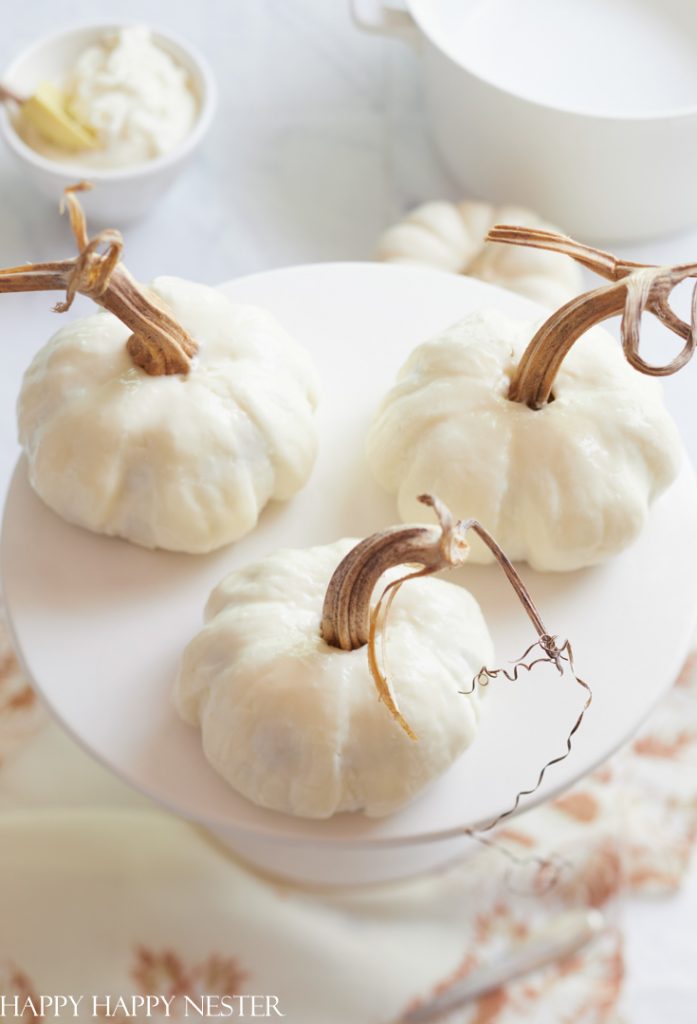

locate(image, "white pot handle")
(350, 0), (420, 44)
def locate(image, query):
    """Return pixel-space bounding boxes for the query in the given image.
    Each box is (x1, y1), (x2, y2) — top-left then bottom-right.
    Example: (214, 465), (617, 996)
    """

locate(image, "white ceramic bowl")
(0, 23), (216, 223)
(352, 0), (697, 242)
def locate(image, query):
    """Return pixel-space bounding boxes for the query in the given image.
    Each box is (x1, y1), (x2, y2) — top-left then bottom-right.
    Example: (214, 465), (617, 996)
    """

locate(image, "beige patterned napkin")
(1, 617), (695, 1023)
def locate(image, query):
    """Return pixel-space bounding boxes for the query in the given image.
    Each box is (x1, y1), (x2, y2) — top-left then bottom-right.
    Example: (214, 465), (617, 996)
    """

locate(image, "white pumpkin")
(377, 201), (582, 308)
(18, 277), (318, 553)
(367, 308), (682, 572)
(176, 514), (494, 819)
(5, 188), (318, 554)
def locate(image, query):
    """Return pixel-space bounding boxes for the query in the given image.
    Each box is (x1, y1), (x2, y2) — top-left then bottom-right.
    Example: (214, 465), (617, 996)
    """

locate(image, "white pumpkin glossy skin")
(175, 539), (493, 819)
(367, 309), (682, 572)
(18, 277), (319, 553)
(377, 201), (582, 309)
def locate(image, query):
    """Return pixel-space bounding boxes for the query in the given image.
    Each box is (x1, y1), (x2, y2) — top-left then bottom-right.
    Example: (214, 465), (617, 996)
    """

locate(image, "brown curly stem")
(0, 183), (198, 375)
(322, 494), (552, 651)
(322, 495), (462, 650)
(321, 495), (561, 735)
(487, 225), (697, 409)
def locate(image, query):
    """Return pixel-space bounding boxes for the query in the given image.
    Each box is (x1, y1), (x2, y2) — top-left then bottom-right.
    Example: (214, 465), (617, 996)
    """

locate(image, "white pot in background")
(351, 0), (697, 243)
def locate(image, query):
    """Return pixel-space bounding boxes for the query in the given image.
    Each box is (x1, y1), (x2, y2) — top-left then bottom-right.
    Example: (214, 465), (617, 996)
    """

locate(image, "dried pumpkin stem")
(487, 225), (697, 409)
(322, 494), (466, 650)
(0, 182), (198, 375)
(321, 494), (560, 735)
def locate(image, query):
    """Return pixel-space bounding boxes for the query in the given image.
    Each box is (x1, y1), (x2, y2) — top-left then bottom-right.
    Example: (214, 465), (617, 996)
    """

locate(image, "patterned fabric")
(0, 620), (45, 766)
(0, 618), (695, 1023)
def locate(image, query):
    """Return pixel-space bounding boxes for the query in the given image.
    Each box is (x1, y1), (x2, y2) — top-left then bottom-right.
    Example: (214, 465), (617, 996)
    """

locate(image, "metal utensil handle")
(0, 84), (25, 105)
(400, 909), (606, 1023)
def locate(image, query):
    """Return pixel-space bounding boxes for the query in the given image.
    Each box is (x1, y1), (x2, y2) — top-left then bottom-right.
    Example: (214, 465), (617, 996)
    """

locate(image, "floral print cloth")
(0, 616), (695, 1024)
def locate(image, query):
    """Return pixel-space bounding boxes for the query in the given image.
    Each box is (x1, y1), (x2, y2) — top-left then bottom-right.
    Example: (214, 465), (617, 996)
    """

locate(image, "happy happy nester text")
(0, 995), (285, 1018)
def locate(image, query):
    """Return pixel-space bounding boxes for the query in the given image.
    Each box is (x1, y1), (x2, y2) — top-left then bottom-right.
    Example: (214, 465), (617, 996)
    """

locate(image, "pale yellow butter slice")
(21, 81), (97, 151)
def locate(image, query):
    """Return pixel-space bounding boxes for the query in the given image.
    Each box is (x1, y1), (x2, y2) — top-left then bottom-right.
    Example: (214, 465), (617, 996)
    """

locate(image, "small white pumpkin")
(6, 189), (318, 554)
(367, 229), (692, 572)
(377, 201), (583, 308)
(176, 497), (497, 819)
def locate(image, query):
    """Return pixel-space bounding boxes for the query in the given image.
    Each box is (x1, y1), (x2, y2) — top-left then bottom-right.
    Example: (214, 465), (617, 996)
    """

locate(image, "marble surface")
(0, 1), (696, 1020)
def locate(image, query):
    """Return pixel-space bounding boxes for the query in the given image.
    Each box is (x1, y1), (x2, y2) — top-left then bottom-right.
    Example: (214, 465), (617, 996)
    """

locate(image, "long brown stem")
(0, 183), (198, 375)
(487, 225), (697, 409)
(321, 494), (561, 736)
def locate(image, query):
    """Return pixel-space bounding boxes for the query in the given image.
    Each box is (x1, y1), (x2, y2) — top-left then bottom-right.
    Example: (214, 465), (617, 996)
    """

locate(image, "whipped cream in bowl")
(23, 26), (199, 169)
(0, 23), (216, 220)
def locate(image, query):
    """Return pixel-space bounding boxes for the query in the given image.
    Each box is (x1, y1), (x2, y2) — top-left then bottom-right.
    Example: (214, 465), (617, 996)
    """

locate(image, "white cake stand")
(3, 263), (697, 885)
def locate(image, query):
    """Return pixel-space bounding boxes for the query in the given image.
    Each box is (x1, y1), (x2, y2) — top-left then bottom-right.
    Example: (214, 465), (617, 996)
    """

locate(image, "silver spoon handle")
(400, 908), (606, 1023)
(0, 84), (25, 105)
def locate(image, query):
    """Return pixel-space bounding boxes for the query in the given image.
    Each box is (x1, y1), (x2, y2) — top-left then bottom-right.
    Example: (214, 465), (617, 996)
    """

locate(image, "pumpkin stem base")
(321, 494), (555, 736)
(487, 225), (697, 409)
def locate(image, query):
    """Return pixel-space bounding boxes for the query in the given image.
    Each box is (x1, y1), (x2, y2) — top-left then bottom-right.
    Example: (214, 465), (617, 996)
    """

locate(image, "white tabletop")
(0, 1), (696, 1018)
